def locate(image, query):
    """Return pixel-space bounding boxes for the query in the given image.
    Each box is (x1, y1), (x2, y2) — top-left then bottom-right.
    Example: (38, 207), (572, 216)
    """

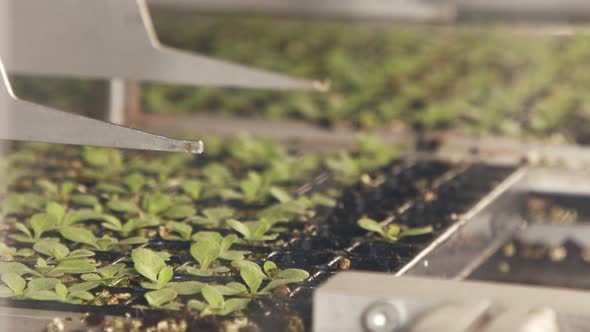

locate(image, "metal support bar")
(148, 0), (455, 22)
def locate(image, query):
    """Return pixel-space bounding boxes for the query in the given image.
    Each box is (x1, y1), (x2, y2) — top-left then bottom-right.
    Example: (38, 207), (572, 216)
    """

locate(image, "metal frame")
(149, 0), (590, 22)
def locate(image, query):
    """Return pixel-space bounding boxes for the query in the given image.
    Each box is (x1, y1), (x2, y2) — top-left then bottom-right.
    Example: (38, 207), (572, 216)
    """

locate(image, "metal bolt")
(362, 301), (407, 332)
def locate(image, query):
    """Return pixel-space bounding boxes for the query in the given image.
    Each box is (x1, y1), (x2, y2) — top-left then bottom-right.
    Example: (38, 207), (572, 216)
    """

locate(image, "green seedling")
(268, 187), (293, 203)
(0, 274), (98, 304)
(59, 227), (147, 251)
(35, 179), (78, 201)
(106, 199), (141, 215)
(258, 198), (314, 222)
(355, 135), (401, 172)
(0, 275), (59, 298)
(1, 193), (46, 216)
(268, 188), (336, 209)
(107, 193), (196, 223)
(179, 236), (228, 276)
(192, 232), (250, 261)
(181, 180), (202, 200)
(161, 221), (193, 241)
(32, 238), (96, 276)
(189, 207), (235, 227)
(309, 193), (338, 208)
(227, 219), (279, 244)
(34, 255), (96, 278)
(95, 182), (127, 195)
(143, 279), (234, 310)
(82, 146), (123, 171)
(0, 241), (34, 258)
(0, 262), (41, 277)
(324, 151), (361, 184)
(357, 217), (433, 242)
(132, 248), (174, 290)
(29, 280), (99, 304)
(238, 172), (270, 204)
(124, 173), (146, 194)
(162, 204), (196, 220)
(142, 193), (173, 215)
(231, 260), (309, 296)
(81, 263), (135, 287)
(187, 285), (250, 317)
(101, 214), (159, 237)
(144, 288), (180, 309)
(69, 194), (102, 210)
(201, 163), (234, 188)
(10, 202), (110, 243)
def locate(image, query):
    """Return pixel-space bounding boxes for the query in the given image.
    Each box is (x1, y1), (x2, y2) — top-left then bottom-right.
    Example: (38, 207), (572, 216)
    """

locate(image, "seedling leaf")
(1, 273), (25, 294)
(145, 288), (177, 308)
(190, 238), (221, 270)
(167, 281), (204, 295)
(59, 227), (98, 248)
(202, 285), (224, 309)
(357, 218), (385, 235)
(131, 248), (166, 283)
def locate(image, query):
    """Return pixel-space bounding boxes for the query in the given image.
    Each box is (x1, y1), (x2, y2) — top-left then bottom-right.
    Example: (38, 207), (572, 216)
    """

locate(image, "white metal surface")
(315, 273), (590, 332)
(0, 0), (319, 91)
(0, 58), (203, 153)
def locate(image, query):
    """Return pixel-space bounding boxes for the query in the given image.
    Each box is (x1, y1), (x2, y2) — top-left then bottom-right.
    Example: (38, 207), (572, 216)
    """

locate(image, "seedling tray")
(0, 143), (517, 331)
(399, 166), (590, 297)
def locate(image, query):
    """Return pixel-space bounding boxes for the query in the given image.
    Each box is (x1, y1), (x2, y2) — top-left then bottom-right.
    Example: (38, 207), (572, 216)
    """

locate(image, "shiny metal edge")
(396, 166), (528, 278)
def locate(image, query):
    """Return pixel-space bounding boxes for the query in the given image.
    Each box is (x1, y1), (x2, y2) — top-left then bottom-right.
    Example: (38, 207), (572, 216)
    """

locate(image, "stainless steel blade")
(0, 0), (320, 91)
(0, 58), (203, 153)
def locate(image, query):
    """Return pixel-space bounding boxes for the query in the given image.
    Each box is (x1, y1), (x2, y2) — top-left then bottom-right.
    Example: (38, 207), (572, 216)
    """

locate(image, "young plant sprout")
(10, 202), (111, 243)
(132, 248), (174, 290)
(31, 238), (96, 277)
(357, 217), (433, 242)
(0, 274), (98, 304)
(187, 285), (251, 317)
(180, 180), (202, 200)
(161, 221), (193, 241)
(179, 233), (246, 276)
(231, 260), (309, 296)
(0, 241), (34, 259)
(144, 288), (179, 309)
(238, 172), (270, 204)
(189, 207), (235, 227)
(59, 227), (147, 251)
(101, 215), (159, 237)
(0, 262), (42, 278)
(123, 173), (146, 195)
(1, 192), (46, 216)
(192, 232), (250, 261)
(81, 263), (135, 287)
(26, 281), (99, 304)
(227, 219), (279, 244)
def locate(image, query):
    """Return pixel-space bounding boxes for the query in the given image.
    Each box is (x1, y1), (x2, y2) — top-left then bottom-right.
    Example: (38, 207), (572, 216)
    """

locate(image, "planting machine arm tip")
(0, 59), (203, 154)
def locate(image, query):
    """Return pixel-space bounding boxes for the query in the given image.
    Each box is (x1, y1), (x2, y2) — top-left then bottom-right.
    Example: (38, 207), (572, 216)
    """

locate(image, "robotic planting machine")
(3, 1), (590, 331)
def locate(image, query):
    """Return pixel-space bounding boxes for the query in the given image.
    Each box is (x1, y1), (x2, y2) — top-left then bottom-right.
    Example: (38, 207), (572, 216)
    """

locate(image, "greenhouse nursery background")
(3, 0), (590, 331)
